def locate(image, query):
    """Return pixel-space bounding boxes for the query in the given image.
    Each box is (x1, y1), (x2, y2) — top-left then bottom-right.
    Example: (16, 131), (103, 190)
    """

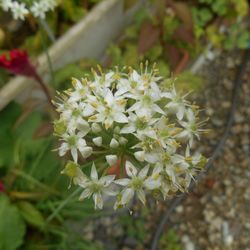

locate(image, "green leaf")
(0, 102), (21, 168)
(0, 194), (26, 250)
(17, 201), (45, 229)
(237, 31), (250, 49)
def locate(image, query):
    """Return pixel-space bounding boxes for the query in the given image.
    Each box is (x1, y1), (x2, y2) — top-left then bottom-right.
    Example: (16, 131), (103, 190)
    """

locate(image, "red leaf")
(165, 44), (181, 68)
(173, 26), (194, 44)
(138, 21), (160, 54)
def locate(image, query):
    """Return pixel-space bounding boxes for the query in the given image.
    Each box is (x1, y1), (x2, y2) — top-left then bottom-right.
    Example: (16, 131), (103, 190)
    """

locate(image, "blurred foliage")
(160, 229), (182, 250)
(0, 102), (102, 250)
(0, 194), (26, 250)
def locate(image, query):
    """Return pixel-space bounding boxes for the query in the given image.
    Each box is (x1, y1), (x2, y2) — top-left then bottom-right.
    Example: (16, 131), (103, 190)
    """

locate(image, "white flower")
(59, 132), (92, 162)
(1, 0), (58, 20)
(163, 87), (189, 120)
(79, 163), (116, 209)
(54, 64), (207, 210)
(11, 2), (28, 20)
(1, 0), (13, 11)
(127, 89), (164, 119)
(68, 78), (91, 103)
(30, 1), (47, 19)
(115, 161), (150, 205)
(89, 88), (128, 129)
(177, 108), (201, 146)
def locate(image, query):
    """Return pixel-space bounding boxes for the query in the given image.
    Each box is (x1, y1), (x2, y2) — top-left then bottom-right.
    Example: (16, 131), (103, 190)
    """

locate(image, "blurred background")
(0, 0), (249, 249)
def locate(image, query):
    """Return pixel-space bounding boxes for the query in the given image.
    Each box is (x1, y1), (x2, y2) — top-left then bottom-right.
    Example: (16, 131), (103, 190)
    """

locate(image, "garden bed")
(0, 0), (144, 110)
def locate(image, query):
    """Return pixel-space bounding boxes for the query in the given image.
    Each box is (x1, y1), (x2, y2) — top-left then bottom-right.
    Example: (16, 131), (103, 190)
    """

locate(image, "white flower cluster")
(0, 0), (58, 20)
(54, 64), (207, 209)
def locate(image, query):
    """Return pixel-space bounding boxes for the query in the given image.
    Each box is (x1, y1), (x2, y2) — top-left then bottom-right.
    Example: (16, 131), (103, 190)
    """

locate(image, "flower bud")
(110, 138), (119, 148)
(80, 147), (93, 158)
(134, 151), (145, 162)
(119, 137), (128, 145)
(91, 123), (101, 133)
(106, 155), (118, 166)
(93, 137), (102, 147)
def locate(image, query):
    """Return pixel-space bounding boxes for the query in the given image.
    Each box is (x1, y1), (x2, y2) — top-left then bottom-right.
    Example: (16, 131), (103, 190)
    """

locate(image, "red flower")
(0, 49), (37, 78)
(0, 180), (5, 193)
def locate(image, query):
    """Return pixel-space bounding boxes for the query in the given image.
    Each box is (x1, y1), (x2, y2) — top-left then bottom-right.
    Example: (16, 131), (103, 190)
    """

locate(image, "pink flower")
(0, 49), (37, 77)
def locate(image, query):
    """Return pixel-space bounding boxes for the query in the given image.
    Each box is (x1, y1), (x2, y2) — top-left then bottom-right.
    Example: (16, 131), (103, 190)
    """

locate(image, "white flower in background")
(0, 0), (13, 11)
(0, 0), (58, 20)
(79, 163), (116, 209)
(31, 1), (47, 19)
(54, 64), (207, 209)
(12, 2), (29, 20)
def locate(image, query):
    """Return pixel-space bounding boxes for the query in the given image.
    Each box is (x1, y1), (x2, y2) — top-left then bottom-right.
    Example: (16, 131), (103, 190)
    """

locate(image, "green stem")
(11, 169), (60, 196)
(46, 187), (82, 223)
(39, 18), (56, 43)
(39, 20), (55, 85)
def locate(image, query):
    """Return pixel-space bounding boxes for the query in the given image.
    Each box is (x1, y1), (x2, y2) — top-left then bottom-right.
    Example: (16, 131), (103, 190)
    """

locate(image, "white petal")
(93, 137), (102, 147)
(79, 188), (92, 201)
(77, 138), (87, 149)
(138, 165), (149, 179)
(100, 175), (115, 186)
(120, 124), (136, 134)
(71, 148), (78, 163)
(115, 178), (130, 186)
(83, 104), (95, 117)
(145, 153), (158, 164)
(90, 163), (98, 180)
(137, 189), (146, 205)
(114, 112), (128, 123)
(121, 188), (134, 205)
(106, 155), (118, 166)
(110, 138), (119, 148)
(103, 187), (117, 196)
(93, 193), (103, 209)
(144, 178), (161, 190)
(177, 106), (185, 120)
(125, 161), (138, 177)
(59, 142), (69, 156)
(104, 88), (114, 106)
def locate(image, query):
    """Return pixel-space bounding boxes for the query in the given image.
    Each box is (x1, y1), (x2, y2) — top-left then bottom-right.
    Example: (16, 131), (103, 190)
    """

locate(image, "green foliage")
(160, 229), (182, 250)
(17, 201), (45, 229)
(0, 194), (26, 250)
(119, 214), (146, 243)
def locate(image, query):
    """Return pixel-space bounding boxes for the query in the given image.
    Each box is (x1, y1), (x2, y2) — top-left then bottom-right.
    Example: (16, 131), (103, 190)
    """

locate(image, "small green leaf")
(0, 194), (26, 250)
(17, 201), (45, 229)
